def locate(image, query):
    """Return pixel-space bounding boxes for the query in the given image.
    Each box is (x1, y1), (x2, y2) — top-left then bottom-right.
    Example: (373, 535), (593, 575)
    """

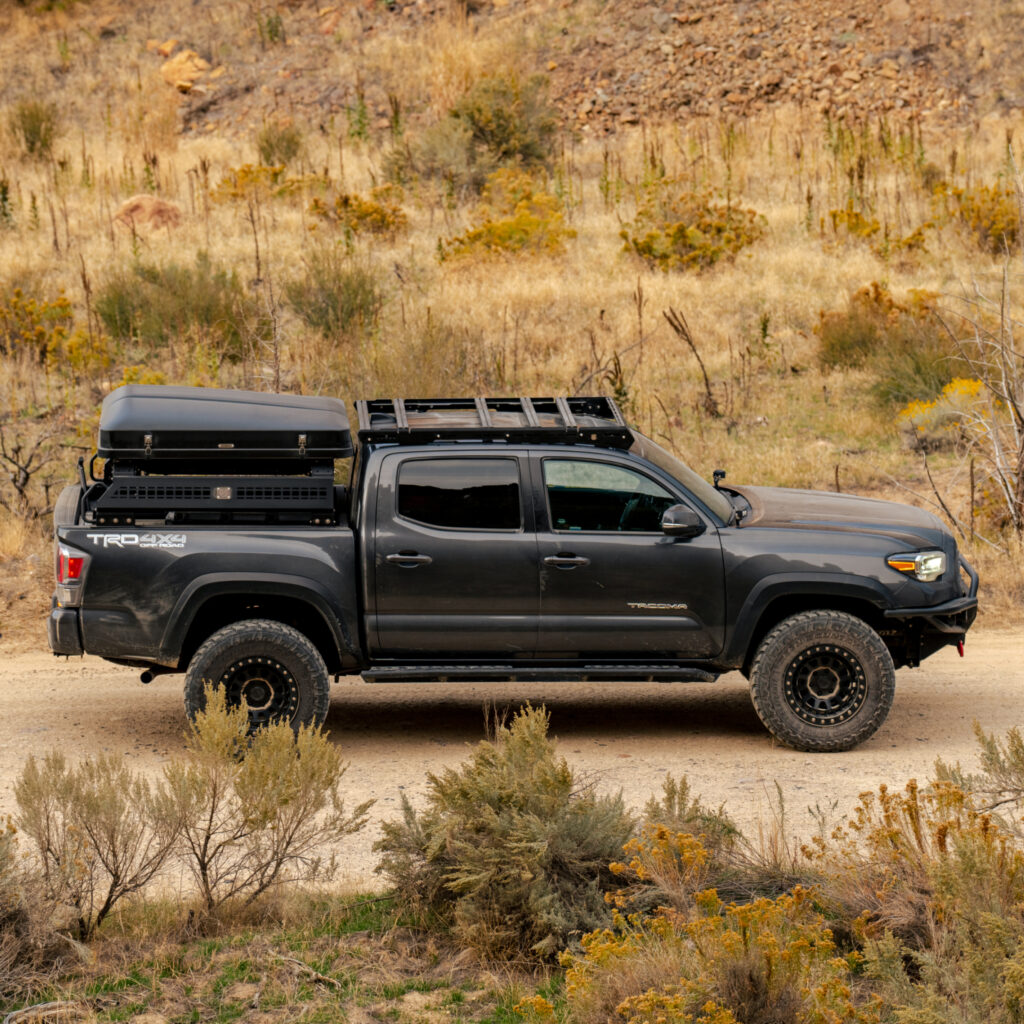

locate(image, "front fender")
(721, 573), (895, 667)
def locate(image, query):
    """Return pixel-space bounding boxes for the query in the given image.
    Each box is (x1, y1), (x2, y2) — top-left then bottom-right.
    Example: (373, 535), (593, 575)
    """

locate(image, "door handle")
(543, 554), (590, 569)
(385, 551), (433, 567)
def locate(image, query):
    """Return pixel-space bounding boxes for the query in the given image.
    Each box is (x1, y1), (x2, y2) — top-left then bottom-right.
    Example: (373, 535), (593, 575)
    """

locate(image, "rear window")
(397, 458), (521, 530)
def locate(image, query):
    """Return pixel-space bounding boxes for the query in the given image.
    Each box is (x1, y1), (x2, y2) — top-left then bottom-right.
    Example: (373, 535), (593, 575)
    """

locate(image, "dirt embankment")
(1, 633), (1019, 887)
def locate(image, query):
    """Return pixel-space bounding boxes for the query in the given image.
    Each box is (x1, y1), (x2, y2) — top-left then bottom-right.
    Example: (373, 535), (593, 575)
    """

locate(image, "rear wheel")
(184, 619), (330, 732)
(749, 610), (895, 752)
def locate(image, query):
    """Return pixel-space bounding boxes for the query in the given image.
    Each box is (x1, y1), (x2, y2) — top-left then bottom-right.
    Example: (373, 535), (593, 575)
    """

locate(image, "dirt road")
(1, 632), (1021, 887)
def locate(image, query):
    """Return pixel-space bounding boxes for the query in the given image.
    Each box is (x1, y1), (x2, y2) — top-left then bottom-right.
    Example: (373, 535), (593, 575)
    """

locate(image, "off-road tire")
(749, 610), (895, 752)
(184, 619), (330, 732)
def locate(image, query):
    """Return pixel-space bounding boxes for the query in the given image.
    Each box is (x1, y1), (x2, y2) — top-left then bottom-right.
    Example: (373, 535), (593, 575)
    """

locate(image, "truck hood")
(728, 485), (949, 548)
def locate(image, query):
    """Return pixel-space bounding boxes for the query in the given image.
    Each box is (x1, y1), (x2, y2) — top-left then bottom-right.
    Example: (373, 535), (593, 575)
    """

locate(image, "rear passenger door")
(370, 452), (539, 658)
(533, 454), (725, 658)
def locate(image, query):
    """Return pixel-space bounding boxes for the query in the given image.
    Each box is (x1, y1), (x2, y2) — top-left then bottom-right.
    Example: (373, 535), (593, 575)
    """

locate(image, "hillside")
(1, 0), (1023, 640)
(0, 0), (1019, 140)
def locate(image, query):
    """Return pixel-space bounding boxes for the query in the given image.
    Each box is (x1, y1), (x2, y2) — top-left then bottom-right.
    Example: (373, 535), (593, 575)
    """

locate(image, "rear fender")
(160, 573), (359, 671)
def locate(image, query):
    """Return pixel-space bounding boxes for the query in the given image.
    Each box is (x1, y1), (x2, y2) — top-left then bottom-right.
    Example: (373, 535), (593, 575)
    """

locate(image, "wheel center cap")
(807, 666), (841, 700)
(243, 678), (273, 709)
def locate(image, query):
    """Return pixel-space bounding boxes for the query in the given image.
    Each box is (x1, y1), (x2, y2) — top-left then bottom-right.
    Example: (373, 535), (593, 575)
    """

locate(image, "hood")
(728, 485), (949, 548)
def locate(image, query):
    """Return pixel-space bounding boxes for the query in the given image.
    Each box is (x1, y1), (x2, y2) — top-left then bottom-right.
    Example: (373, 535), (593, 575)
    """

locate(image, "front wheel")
(749, 610), (895, 752)
(184, 619), (330, 732)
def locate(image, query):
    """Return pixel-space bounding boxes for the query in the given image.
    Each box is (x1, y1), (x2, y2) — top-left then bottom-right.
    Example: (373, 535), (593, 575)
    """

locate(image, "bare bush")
(158, 689), (371, 916)
(937, 265), (1024, 536)
(13, 752), (176, 941)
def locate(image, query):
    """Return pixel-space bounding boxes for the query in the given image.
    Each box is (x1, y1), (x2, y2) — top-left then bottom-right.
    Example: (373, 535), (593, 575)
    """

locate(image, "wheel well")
(741, 595), (890, 677)
(177, 594), (344, 674)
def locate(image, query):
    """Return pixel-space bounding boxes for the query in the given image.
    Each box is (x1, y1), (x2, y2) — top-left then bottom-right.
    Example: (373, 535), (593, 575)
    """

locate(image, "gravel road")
(1, 632), (1020, 888)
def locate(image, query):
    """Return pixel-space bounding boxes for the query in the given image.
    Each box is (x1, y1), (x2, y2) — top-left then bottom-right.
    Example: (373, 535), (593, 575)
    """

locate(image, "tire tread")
(749, 609), (894, 752)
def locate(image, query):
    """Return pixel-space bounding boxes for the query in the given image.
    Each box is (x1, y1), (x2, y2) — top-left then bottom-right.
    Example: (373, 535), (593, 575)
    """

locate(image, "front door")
(370, 452), (539, 658)
(533, 454), (725, 658)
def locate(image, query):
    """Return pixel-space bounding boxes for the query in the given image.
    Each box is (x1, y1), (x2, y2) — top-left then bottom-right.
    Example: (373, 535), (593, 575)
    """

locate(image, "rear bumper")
(48, 604), (84, 656)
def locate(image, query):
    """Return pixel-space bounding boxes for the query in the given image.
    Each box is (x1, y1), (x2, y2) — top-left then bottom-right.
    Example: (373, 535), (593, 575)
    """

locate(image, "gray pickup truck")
(48, 386), (978, 751)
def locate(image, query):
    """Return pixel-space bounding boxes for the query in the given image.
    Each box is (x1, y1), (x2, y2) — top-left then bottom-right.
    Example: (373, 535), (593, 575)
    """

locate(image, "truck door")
(532, 454), (726, 658)
(369, 452), (539, 658)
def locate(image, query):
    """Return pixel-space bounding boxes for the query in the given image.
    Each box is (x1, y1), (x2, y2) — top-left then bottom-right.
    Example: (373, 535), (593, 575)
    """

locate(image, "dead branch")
(663, 308), (720, 418)
(3, 1002), (79, 1024)
(278, 955), (345, 990)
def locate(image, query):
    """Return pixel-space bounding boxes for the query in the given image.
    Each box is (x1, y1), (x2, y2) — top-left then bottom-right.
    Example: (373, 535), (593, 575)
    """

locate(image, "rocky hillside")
(0, 0), (1018, 148)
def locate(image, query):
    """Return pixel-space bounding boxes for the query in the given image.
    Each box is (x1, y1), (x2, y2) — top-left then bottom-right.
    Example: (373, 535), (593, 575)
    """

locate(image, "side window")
(397, 458), (521, 530)
(544, 459), (677, 532)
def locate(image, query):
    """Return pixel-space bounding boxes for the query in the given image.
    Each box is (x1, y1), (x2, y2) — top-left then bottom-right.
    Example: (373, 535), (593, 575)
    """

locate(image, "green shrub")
(386, 73), (556, 193)
(450, 72), (557, 167)
(816, 282), (964, 405)
(256, 119), (303, 167)
(95, 252), (259, 359)
(158, 689), (371, 915)
(374, 705), (634, 961)
(386, 117), (497, 194)
(8, 99), (60, 160)
(440, 168), (575, 260)
(284, 248), (385, 339)
(621, 184), (763, 271)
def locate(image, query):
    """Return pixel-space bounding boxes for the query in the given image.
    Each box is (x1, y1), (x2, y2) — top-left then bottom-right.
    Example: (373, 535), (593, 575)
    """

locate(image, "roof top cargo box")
(98, 386), (354, 461)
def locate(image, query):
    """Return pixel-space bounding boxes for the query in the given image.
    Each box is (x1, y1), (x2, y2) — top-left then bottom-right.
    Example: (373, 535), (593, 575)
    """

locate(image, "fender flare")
(159, 572), (358, 668)
(721, 573), (894, 667)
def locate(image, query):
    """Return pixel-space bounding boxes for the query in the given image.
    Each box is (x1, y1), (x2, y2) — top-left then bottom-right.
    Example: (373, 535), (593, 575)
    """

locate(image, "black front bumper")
(48, 604), (83, 656)
(883, 555), (979, 634)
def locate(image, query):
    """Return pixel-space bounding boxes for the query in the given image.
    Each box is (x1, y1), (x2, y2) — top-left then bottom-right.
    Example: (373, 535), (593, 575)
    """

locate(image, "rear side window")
(397, 458), (521, 530)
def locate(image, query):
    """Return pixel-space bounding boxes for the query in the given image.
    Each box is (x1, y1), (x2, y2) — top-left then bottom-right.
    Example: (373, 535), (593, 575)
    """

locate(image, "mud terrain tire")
(749, 610), (895, 752)
(184, 619), (330, 732)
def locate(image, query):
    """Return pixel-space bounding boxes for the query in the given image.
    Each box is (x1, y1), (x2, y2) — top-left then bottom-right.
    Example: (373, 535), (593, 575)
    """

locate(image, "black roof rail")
(355, 396), (633, 448)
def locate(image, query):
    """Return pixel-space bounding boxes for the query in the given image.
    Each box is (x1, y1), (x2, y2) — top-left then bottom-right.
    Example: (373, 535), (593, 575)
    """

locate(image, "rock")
(155, 38), (179, 57)
(161, 49), (210, 92)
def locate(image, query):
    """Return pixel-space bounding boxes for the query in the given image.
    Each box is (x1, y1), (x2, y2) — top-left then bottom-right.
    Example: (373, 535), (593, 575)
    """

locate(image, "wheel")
(184, 619), (330, 732)
(748, 610), (895, 752)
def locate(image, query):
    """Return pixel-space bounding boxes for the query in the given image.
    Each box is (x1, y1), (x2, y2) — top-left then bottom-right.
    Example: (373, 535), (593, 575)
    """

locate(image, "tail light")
(55, 543), (88, 607)
(57, 544), (84, 583)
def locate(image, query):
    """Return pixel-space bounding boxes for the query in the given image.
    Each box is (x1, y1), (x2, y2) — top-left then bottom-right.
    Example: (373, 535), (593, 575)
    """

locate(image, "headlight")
(887, 550), (946, 582)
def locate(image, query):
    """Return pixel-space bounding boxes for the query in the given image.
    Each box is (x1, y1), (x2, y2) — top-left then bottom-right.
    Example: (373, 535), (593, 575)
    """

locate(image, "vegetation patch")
(439, 169), (574, 260)
(620, 184), (763, 271)
(816, 282), (965, 406)
(284, 247), (386, 339)
(374, 705), (633, 962)
(94, 252), (261, 360)
(308, 184), (409, 236)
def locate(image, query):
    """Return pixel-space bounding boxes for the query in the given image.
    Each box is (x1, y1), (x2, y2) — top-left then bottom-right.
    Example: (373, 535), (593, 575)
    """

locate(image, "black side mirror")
(662, 504), (705, 538)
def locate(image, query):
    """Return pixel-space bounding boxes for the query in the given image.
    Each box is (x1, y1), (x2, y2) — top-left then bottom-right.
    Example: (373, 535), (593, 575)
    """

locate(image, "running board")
(361, 665), (719, 684)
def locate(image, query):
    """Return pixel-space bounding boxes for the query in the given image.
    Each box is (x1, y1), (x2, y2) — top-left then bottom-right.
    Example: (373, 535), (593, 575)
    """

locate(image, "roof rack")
(355, 396), (633, 449)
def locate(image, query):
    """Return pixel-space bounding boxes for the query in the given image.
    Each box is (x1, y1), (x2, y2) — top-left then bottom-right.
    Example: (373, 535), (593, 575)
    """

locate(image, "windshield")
(629, 431), (735, 524)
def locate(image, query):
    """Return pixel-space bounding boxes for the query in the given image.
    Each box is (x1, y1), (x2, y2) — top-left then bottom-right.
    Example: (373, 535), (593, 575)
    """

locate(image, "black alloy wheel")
(184, 618), (330, 732)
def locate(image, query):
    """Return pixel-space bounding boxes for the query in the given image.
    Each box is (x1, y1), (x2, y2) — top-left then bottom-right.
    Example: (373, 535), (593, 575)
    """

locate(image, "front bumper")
(48, 602), (84, 656)
(883, 555), (979, 634)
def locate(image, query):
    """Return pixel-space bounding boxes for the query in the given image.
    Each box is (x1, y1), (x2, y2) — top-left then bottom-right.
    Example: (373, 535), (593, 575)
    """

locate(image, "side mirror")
(662, 504), (705, 538)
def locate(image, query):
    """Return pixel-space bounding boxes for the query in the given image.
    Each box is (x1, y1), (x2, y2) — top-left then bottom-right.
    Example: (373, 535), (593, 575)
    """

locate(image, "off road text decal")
(86, 533), (187, 549)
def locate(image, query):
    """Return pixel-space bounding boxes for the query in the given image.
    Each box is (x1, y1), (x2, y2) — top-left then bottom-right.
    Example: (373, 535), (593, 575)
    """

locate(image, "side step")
(361, 665), (719, 684)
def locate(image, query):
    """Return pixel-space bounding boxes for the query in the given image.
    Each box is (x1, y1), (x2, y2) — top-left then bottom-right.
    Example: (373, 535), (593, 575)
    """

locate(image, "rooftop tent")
(98, 385), (354, 461)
